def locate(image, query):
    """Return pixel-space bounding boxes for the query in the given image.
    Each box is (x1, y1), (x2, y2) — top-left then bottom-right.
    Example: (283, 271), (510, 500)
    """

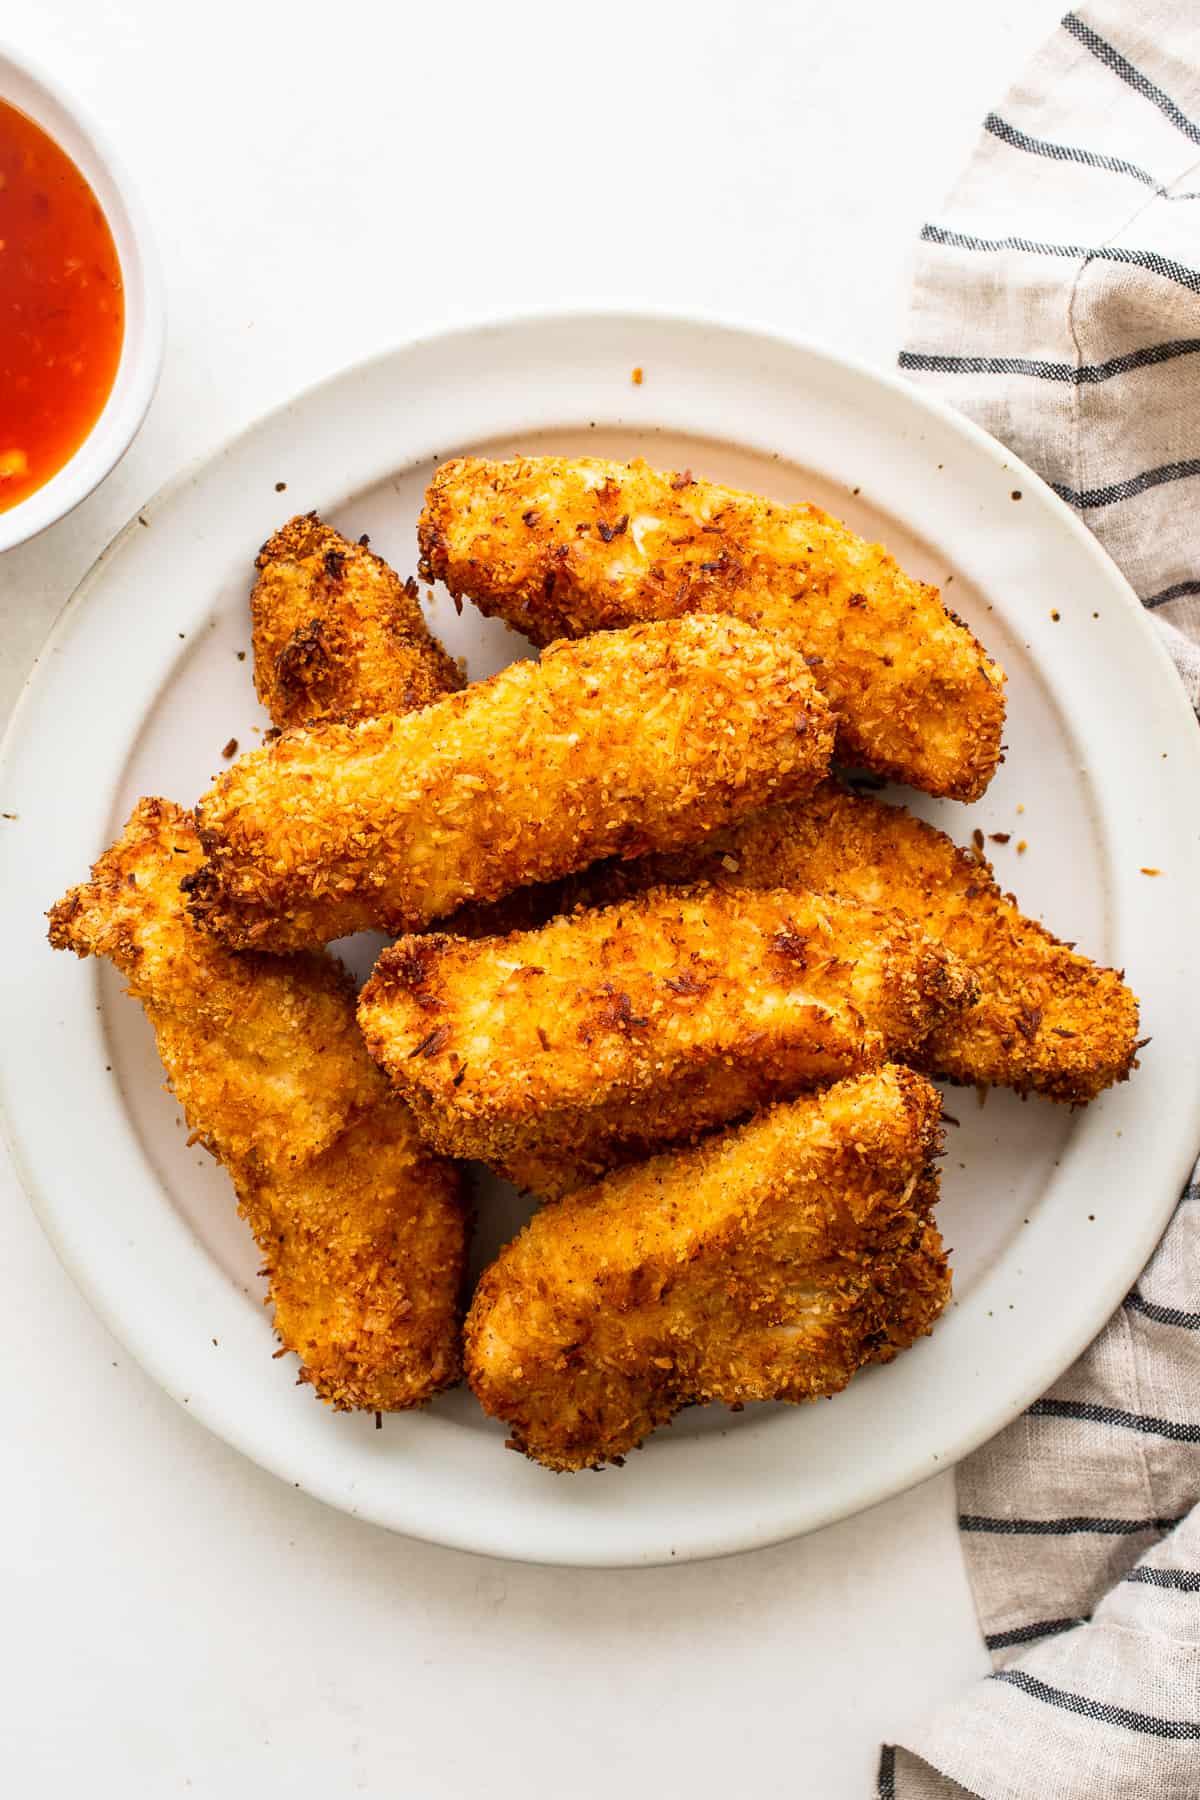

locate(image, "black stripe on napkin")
(960, 1514), (1182, 1535)
(899, 339), (1200, 385)
(1143, 579), (1200, 608)
(876, 1744), (896, 1799)
(920, 223), (1200, 299)
(1124, 1288), (1200, 1329)
(1125, 1567), (1200, 1591)
(1050, 458), (1200, 510)
(993, 1667), (1200, 1738)
(1028, 1399), (1200, 1441)
(1063, 13), (1200, 146)
(985, 1617), (1085, 1650)
(984, 112), (1162, 188)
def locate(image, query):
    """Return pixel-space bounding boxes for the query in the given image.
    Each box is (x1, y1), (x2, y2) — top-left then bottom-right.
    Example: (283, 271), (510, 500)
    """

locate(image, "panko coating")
(251, 513), (461, 731)
(48, 798), (466, 1411)
(358, 883), (977, 1197)
(449, 781), (1140, 1105)
(187, 615), (835, 952)
(465, 1065), (951, 1470)
(418, 455), (1005, 801)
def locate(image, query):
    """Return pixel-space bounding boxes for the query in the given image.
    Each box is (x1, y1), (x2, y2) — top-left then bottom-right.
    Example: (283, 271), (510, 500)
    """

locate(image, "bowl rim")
(0, 38), (165, 553)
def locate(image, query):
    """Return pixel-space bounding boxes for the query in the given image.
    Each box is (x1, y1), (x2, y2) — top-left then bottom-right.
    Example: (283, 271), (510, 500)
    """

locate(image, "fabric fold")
(889, 5), (1200, 1792)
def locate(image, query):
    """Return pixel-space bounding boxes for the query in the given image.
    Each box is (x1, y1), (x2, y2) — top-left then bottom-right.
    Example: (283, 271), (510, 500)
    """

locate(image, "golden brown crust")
(251, 513), (461, 731)
(48, 798), (380, 1171)
(448, 781), (1141, 1105)
(465, 1066), (951, 1470)
(358, 883), (977, 1197)
(189, 615), (835, 952)
(48, 799), (466, 1410)
(418, 456), (1006, 801)
(237, 1106), (465, 1411)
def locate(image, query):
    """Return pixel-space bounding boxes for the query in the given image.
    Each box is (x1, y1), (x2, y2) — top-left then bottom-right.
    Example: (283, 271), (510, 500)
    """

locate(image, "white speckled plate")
(3, 312), (1199, 1566)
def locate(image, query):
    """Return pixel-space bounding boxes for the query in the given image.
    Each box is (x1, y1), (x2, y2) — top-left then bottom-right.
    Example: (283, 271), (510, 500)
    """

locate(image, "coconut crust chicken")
(48, 798), (466, 1412)
(465, 1067), (951, 1471)
(450, 780), (1141, 1106)
(418, 455), (1006, 801)
(357, 883), (977, 1198)
(251, 513), (461, 730)
(186, 614), (835, 951)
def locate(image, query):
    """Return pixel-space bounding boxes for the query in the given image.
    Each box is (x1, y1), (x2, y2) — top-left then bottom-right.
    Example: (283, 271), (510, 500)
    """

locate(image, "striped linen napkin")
(882, 7), (1200, 1795)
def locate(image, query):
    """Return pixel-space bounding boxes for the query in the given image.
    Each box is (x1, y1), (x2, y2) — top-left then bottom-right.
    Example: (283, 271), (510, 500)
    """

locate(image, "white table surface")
(2, 2), (1063, 1792)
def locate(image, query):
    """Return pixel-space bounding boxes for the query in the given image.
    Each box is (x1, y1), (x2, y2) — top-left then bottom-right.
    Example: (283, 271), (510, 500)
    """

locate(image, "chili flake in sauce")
(0, 98), (124, 512)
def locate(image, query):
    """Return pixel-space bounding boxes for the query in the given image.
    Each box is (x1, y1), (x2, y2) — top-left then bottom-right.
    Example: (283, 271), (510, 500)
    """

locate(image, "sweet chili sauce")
(0, 97), (124, 513)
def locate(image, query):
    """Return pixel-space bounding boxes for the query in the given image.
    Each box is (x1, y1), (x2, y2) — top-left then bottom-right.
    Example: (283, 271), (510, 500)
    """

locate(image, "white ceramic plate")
(4, 312), (1199, 1567)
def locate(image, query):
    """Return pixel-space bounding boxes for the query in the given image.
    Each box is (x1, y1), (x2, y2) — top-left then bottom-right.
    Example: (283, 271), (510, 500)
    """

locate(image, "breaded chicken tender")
(48, 799), (466, 1410)
(358, 884), (977, 1198)
(465, 1065), (951, 1470)
(187, 615), (835, 953)
(234, 1107), (464, 1411)
(251, 513), (461, 731)
(452, 782), (1140, 1105)
(418, 455), (1006, 801)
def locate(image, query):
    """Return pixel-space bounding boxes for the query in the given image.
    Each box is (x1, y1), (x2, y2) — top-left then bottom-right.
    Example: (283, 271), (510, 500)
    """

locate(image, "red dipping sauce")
(0, 96), (125, 513)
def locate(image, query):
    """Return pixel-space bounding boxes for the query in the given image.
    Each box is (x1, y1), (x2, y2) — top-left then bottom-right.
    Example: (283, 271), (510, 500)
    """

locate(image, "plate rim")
(4, 305), (1199, 1567)
(10, 300), (1197, 741)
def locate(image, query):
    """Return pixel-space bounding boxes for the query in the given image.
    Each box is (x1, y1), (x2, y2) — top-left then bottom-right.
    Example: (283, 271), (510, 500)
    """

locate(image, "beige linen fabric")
(883, 6), (1200, 1794)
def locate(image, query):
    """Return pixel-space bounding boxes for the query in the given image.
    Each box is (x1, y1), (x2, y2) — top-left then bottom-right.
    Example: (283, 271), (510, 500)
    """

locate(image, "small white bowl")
(0, 42), (165, 553)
